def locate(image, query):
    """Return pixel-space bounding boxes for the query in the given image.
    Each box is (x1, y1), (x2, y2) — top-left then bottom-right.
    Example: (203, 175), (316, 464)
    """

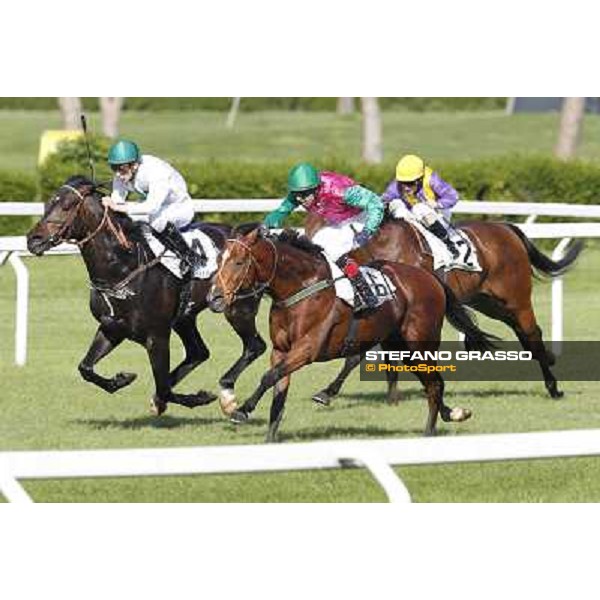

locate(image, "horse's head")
(27, 176), (103, 255)
(208, 225), (275, 313)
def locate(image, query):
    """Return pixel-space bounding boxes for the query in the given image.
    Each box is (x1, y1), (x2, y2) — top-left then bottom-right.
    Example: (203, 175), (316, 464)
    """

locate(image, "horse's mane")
(276, 229), (324, 258)
(234, 222), (262, 236)
(65, 174), (95, 188)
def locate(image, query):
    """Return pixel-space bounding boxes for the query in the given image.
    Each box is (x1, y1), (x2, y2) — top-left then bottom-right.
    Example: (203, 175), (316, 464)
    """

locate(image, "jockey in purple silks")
(382, 154), (460, 258)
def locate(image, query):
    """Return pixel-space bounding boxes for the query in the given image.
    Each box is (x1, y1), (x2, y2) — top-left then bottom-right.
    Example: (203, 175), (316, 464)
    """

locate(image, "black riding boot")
(153, 223), (202, 277)
(336, 256), (379, 312)
(427, 220), (460, 259)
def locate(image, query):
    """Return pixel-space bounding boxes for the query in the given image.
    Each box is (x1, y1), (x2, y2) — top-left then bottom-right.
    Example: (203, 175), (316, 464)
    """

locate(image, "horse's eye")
(234, 260), (245, 267)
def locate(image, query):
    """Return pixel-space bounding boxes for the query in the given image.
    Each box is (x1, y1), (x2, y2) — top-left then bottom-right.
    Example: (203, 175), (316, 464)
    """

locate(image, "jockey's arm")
(131, 178), (171, 216)
(381, 179), (400, 203)
(344, 185), (385, 234)
(103, 177), (129, 213)
(263, 194), (298, 228)
(430, 172), (459, 209)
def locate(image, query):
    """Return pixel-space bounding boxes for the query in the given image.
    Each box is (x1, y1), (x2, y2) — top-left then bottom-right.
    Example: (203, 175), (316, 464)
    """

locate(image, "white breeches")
(149, 200), (195, 232)
(311, 213), (367, 262)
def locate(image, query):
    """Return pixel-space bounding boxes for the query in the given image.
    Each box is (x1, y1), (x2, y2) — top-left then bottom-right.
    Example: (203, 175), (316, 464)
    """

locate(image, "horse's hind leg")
(78, 326), (137, 394)
(169, 314), (210, 388)
(470, 293), (562, 398)
(217, 298), (266, 415)
(312, 354), (362, 406)
(512, 307), (563, 398)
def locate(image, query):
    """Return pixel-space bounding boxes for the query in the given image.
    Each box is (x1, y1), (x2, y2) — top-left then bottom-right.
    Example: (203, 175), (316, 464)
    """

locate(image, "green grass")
(5, 109), (600, 172)
(0, 244), (599, 502)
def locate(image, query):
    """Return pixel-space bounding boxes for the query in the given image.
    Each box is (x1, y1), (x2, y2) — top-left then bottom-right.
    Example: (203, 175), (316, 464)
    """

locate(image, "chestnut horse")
(305, 213), (583, 405)
(27, 176), (266, 415)
(211, 227), (497, 441)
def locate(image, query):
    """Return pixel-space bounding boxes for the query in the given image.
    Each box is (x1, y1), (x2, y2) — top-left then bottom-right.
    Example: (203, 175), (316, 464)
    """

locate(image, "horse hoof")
(195, 390), (218, 406)
(219, 388), (238, 416)
(230, 410), (249, 424)
(150, 395), (168, 416)
(387, 392), (403, 405)
(115, 372), (137, 388)
(450, 407), (472, 422)
(550, 389), (564, 400)
(312, 391), (331, 406)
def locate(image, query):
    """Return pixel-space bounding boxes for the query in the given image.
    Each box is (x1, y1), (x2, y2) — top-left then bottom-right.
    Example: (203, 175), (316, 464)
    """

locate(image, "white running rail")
(2, 428), (600, 503)
(1, 200), (599, 365)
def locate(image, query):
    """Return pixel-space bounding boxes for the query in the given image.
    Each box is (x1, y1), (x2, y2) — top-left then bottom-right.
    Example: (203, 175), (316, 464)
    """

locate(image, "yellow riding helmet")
(396, 154), (425, 182)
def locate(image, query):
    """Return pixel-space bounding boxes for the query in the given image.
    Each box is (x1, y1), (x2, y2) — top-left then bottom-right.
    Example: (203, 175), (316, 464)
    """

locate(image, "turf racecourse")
(4, 109), (600, 171)
(0, 247), (599, 502)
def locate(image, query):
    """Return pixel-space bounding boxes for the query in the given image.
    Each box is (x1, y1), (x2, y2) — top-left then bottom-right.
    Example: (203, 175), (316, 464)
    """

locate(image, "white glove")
(389, 199), (411, 220)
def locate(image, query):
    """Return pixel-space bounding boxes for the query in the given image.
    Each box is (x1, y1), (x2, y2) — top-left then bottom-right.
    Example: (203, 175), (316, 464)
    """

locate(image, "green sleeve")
(263, 194), (298, 228)
(344, 185), (385, 234)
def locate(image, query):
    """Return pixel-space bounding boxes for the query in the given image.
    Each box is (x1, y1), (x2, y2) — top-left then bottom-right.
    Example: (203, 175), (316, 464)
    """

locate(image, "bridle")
(46, 184), (132, 250)
(217, 236), (278, 303)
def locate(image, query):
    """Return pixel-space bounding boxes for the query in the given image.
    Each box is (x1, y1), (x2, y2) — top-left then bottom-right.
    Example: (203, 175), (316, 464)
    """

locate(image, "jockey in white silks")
(382, 154), (461, 259)
(101, 139), (201, 275)
(263, 162), (385, 311)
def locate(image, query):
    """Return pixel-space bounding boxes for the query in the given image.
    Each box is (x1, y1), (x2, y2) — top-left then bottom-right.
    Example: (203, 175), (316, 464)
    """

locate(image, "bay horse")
(211, 226), (497, 441)
(305, 212), (584, 405)
(26, 176), (266, 415)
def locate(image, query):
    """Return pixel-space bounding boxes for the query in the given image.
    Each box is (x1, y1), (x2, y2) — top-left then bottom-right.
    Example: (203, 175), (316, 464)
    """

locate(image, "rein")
(218, 236), (333, 308)
(50, 183), (166, 301)
(50, 184), (132, 251)
(217, 237), (278, 303)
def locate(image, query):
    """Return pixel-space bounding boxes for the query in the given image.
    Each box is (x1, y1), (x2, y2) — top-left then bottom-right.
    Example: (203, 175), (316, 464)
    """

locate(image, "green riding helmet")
(107, 140), (141, 165)
(287, 162), (320, 192)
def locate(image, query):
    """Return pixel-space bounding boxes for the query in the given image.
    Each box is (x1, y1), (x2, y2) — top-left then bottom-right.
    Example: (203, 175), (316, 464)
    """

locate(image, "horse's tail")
(441, 281), (500, 352)
(505, 223), (584, 277)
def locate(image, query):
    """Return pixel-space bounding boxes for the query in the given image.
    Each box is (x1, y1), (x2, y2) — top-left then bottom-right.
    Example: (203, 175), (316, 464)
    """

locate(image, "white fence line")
(2, 428), (600, 503)
(1, 200), (599, 366)
(2, 198), (600, 217)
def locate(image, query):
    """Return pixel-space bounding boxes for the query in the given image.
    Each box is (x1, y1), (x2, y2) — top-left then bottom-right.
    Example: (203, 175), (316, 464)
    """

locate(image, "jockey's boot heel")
(336, 255), (379, 312)
(427, 221), (460, 259)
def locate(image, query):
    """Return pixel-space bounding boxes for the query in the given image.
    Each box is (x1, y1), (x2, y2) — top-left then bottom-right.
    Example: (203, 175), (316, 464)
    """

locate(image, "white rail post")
(0, 469), (33, 503)
(8, 252), (29, 366)
(551, 238), (571, 357)
(341, 450), (412, 503)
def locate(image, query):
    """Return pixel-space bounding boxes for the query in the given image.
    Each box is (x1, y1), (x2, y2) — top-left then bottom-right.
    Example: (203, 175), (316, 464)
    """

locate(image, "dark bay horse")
(211, 227), (497, 441)
(305, 213), (584, 405)
(26, 176), (266, 415)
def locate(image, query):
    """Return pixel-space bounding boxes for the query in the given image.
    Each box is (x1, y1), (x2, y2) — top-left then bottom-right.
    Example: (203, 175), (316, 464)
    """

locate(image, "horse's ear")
(257, 224), (270, 239)
(245, 228), (260, 244)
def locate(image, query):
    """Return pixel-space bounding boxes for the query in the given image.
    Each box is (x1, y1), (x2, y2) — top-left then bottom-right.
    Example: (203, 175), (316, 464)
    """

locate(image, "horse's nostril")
(208, 289), (226, 314)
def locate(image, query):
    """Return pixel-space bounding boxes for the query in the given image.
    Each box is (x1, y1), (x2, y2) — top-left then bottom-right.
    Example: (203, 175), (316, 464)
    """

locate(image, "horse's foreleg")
(78, 326), (136, 394)
(267, 350), (290, 443)
(146, 333), (216, 416)
(231, 344), (312, 424)
(169, 315), (210, 388)
(218, 300), (266, 415)
(312, 354), (362, 406)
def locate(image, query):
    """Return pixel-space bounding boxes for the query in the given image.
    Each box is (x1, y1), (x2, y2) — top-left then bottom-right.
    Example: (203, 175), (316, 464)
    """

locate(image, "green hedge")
(0, 170), (38, 236)
(0, 138), (595, 236)
(0, 97), (507, 112)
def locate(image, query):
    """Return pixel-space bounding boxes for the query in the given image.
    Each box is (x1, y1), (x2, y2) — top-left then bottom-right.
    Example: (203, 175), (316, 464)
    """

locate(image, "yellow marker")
(38, 130), (83, 166)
